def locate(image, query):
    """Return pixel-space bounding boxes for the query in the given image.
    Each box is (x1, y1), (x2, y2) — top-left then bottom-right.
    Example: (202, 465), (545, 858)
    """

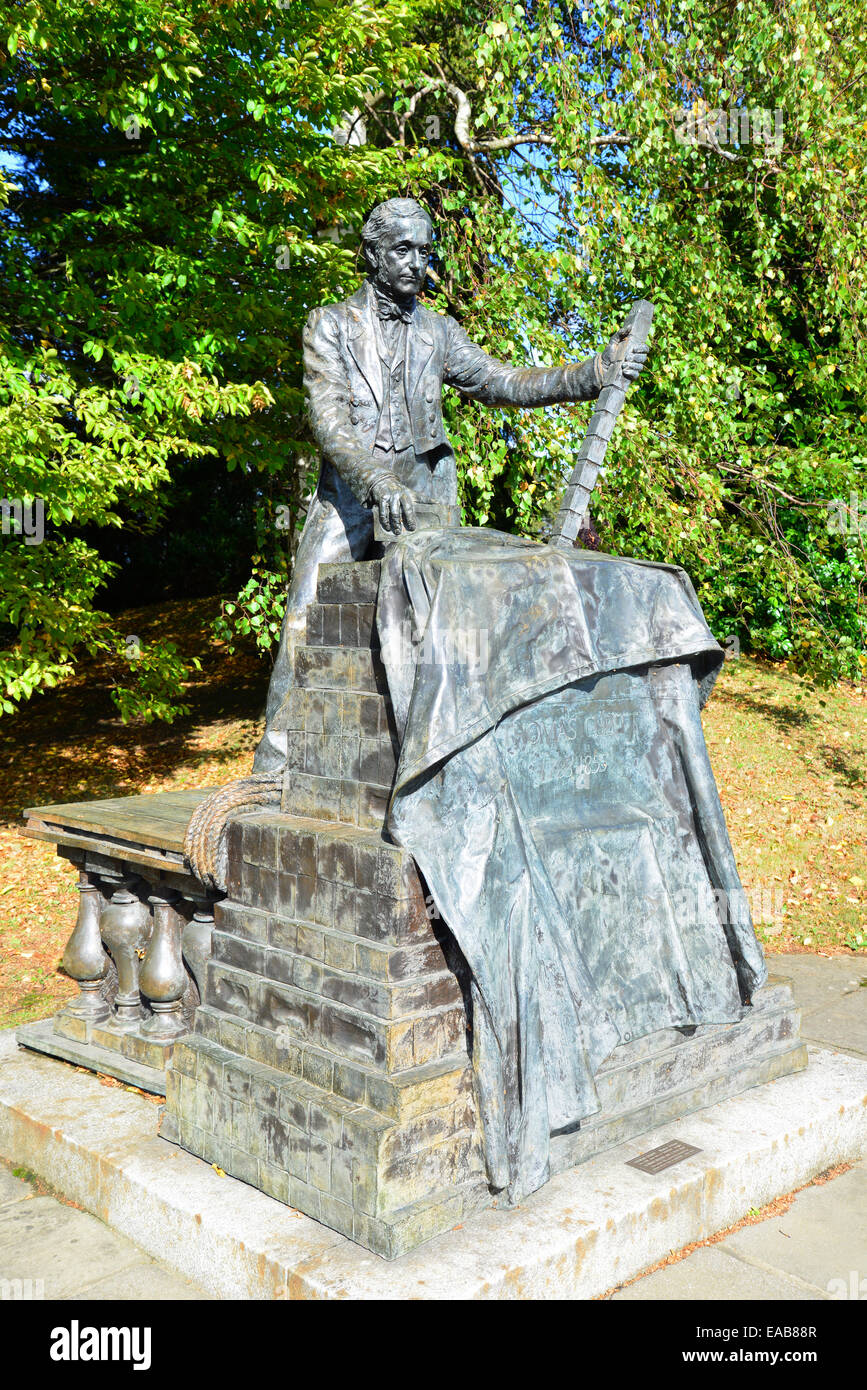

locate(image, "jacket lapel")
(346, 286), (383, 408)
(405, 311), (435, 406)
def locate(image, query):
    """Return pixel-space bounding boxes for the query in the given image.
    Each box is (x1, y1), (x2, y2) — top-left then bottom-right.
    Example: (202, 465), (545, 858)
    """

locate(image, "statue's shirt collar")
(368, 280), (415, 325)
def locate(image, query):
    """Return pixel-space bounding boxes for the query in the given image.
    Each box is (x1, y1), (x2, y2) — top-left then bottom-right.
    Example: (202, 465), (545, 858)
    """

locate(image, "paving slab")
(0, 1175), (211, 1300)
(799, 994), (867, 1059)
(0, 1196), (146, 1298)
(78, 1262), (213, 1300)
(610, 1164), (867, 1300)
(720, 1161), (867, 1296)
(610, 1244), (826, 1301)
(0, 1029), (864, 1300)
(765, 954), (866, 1000)
(0, 1164), (32, 1208)
(767, 955), (867, 1057)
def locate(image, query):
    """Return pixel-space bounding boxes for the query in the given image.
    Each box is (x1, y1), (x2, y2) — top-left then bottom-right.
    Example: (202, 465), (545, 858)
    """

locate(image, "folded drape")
(376, 529), (767, 1202)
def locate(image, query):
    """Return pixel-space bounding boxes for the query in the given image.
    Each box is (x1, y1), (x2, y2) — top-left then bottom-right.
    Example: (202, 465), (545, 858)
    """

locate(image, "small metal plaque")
(626, 1140), (702, 1174)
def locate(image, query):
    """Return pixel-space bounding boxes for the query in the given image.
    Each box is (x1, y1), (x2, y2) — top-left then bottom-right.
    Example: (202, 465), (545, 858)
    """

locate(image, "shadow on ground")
(713, 662), (866, 790)
(0, 596), (271, 824)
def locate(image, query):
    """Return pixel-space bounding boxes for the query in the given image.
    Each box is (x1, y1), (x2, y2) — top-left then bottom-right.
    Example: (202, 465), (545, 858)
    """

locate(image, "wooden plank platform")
(22, 789), (216, 886)
(24, 790), (214, 852)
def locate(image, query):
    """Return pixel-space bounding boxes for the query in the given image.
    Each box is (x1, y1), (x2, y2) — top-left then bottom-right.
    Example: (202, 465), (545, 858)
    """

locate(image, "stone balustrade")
(19, 790), (220, 1092)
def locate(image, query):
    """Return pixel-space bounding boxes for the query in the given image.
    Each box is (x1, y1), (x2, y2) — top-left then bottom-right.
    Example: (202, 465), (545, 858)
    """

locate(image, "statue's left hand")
(601, 326), (649, 383)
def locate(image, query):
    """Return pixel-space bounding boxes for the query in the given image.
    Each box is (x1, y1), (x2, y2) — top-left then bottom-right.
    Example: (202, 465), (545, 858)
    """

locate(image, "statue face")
(370, 216), (432, 297)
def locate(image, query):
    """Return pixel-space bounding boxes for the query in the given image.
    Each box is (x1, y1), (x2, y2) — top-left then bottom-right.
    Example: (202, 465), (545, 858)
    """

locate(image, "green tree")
(382, 0), (867, 682)
(2, 0), (864, 723)
(0, 0), (426, 717)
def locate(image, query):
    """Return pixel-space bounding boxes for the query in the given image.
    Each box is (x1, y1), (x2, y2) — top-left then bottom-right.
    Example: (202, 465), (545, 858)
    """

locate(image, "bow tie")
(372, 287), (415, 324)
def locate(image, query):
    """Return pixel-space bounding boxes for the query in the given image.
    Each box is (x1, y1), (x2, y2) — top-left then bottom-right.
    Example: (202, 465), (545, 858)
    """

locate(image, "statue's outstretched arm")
(442, 317), (647, 407)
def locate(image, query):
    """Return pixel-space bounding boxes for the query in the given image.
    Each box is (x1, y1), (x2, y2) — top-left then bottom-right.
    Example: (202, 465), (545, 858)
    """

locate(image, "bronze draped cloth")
(376, 528), (767, 1204)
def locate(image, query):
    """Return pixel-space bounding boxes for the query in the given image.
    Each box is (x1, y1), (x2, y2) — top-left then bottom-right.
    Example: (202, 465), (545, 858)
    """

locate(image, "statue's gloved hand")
(601, 325), (650, 383)
(368, 474), (418, 534)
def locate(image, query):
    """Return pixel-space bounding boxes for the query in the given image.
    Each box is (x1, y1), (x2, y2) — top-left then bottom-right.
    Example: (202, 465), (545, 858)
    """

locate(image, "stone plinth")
(161, 815), (488, 1259)
(161, 558), (808, 1258)
(3, 1030), (862, 1300)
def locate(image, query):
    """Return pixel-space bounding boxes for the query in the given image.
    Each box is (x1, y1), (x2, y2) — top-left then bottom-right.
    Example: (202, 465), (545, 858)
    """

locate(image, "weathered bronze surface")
(550, 298), (655, 548)
(376, 527), (767, 1201)
(236, 197), (770, 1210)
(19, 199), (786, 1256)
(19, 791), (220, 1091)
(253, 196), (648, 772)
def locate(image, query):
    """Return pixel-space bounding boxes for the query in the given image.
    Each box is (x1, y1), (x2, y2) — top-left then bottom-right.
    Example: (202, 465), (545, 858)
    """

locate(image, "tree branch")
(419, 71), (632, 156)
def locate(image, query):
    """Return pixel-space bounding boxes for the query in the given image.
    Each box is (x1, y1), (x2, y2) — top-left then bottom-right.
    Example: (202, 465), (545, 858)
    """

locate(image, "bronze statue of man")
(253, 196), (649, 772)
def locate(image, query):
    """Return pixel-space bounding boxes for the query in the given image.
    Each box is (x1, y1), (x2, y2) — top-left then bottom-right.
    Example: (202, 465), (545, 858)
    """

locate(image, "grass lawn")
(704, 656), (865, 956)
(0, 596), (864, 1030)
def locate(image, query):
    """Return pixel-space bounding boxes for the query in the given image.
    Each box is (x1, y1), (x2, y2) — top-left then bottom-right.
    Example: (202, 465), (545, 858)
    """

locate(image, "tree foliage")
(388, 0), (867, 683)
(0, 0), (425, 716)
(1, 0), (864, 723)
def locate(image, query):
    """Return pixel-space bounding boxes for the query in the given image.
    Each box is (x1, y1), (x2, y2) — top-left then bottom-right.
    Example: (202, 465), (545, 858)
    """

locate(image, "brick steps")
(163, 1020), (486, 1257)
(269, 559), (397, 831)
(186, 1004), (473, 1121)
(163, 666), (485, 1262)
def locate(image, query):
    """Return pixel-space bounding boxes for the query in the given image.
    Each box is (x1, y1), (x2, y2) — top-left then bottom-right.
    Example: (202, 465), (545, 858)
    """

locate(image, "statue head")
(361, 197), (433, 300)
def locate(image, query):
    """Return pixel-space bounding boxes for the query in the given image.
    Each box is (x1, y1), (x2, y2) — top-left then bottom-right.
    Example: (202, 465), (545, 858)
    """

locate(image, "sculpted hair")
(361, 198), (432, 272)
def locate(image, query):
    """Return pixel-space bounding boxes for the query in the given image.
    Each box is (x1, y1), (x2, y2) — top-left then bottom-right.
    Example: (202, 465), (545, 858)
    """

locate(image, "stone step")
(272, 688), (393, 740)
(228, 813), (420, 894)
(223, 817), (430, 939)
(210, 929), (462, 1020)
(8, 1038), (867, 1289)
(164, 1031), (487, 1256)
(281, 770), (391, 829)
(201, 954), (467, 1072)
(316, 561), (381, 606)
(282, 727), (397, 785)
(215, 902), (451, 978)
(549, 981), (807, 1173)
(188, 1005), (473, 1119)
(294, 644), (388, 696)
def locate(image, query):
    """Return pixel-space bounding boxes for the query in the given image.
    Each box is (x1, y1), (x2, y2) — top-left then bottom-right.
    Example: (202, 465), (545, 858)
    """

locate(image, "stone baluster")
(58, 870), (110, 1023)
(181, 902), (215, 1006)
(140, 890), (188, 1039)
(99, 878), (151, 1031)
